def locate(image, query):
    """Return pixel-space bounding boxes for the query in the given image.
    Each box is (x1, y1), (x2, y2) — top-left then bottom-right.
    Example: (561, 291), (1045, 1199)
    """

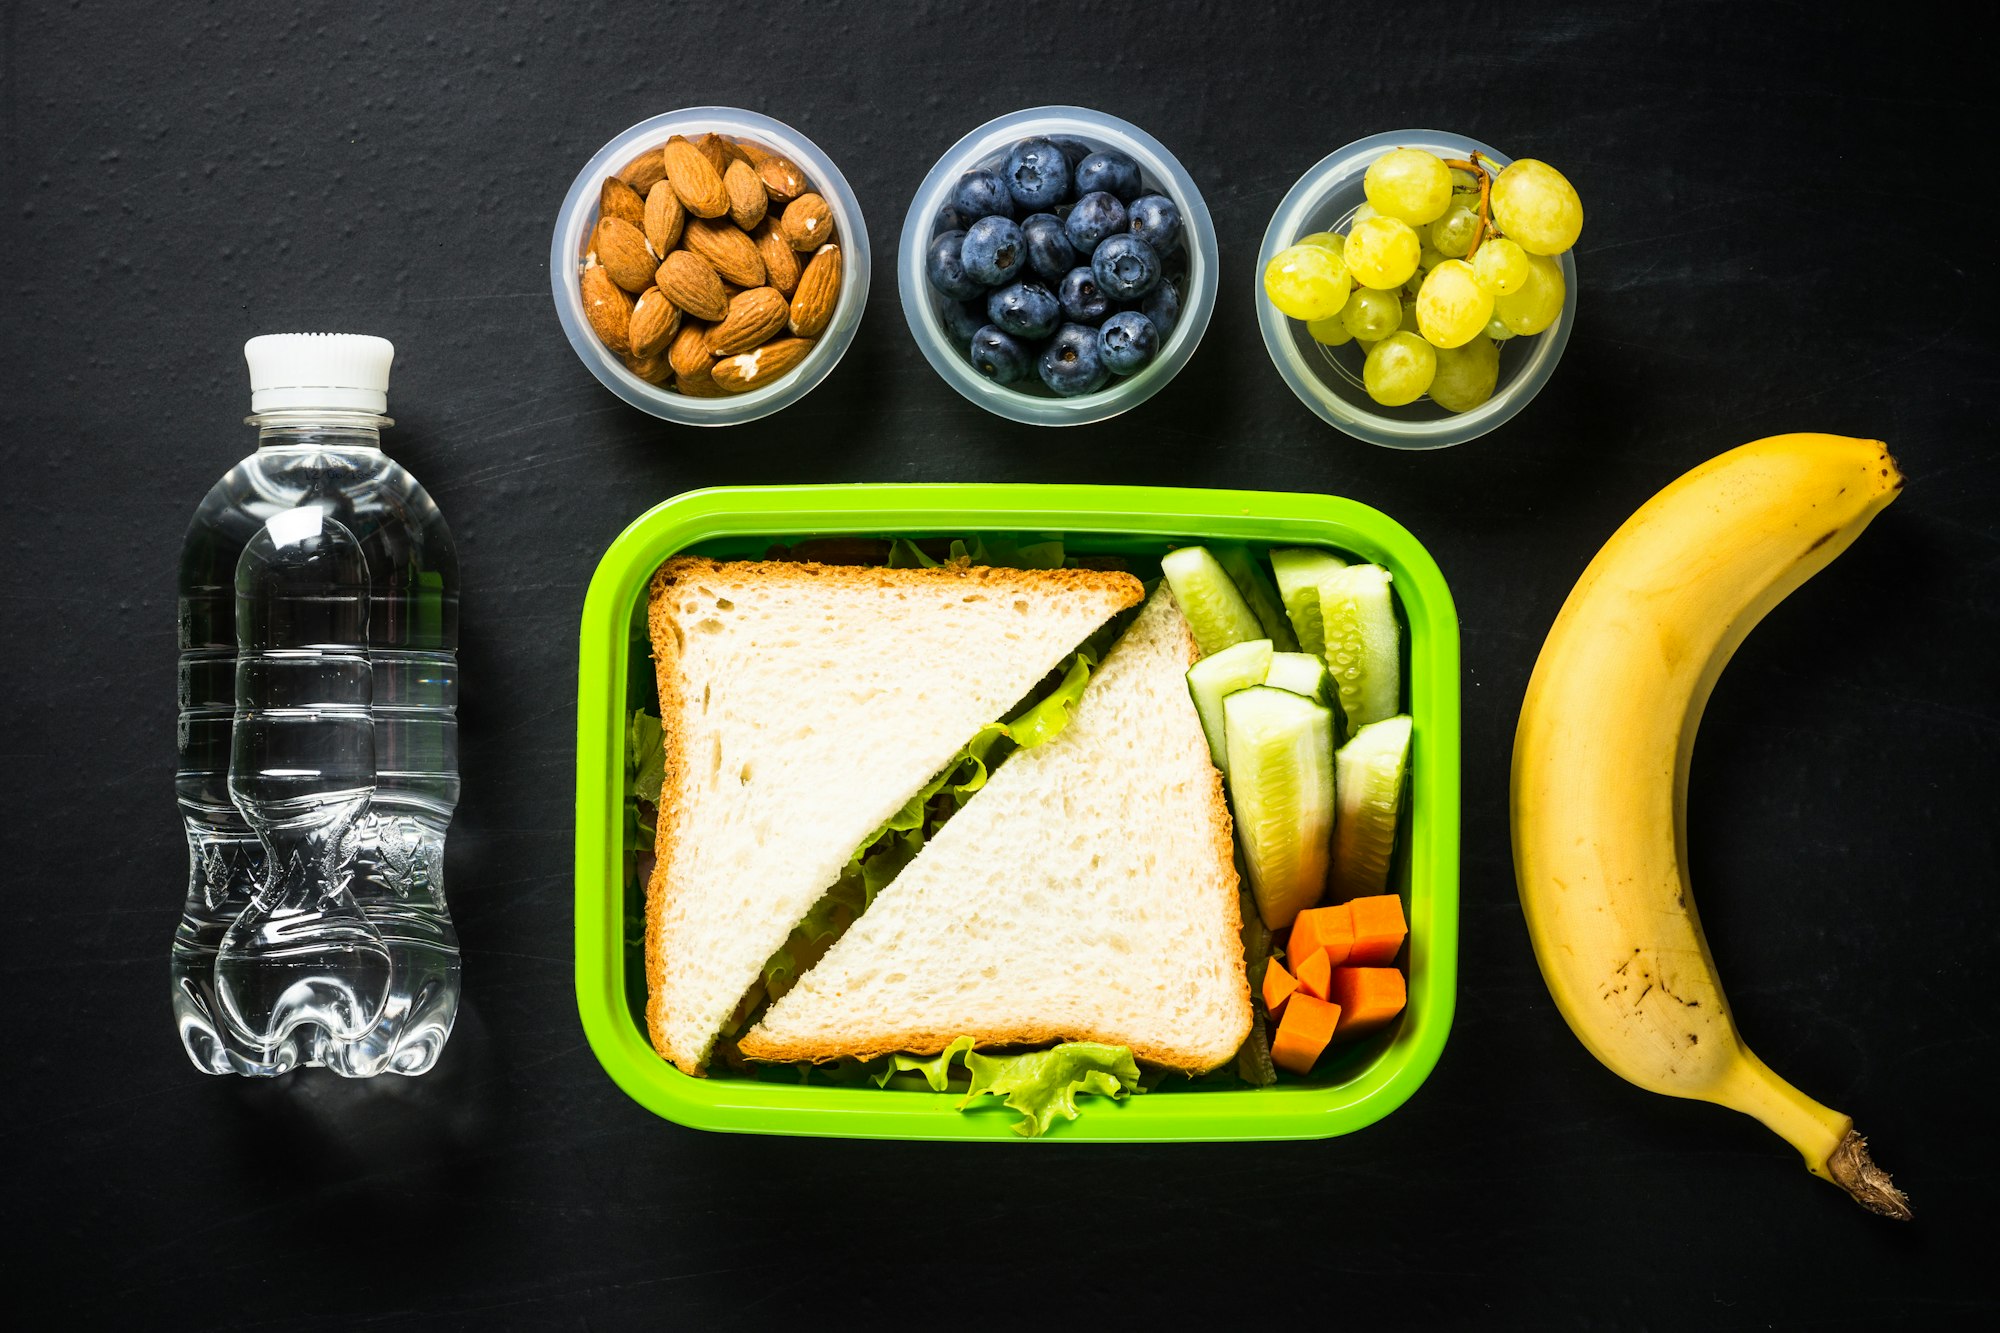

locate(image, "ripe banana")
(1512, 433), (1909, 1218)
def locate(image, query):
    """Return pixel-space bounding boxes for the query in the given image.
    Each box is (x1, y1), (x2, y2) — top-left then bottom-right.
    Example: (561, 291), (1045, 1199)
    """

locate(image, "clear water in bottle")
(172, 334), (461, 1077)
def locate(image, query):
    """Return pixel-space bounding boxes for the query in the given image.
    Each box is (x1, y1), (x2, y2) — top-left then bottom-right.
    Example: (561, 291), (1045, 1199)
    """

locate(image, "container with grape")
(1256, 133), (1581, 444)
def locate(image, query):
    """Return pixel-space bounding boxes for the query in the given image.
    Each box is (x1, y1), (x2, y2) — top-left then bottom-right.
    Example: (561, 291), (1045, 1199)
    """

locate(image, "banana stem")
(1716, 1051), (1911, 1219)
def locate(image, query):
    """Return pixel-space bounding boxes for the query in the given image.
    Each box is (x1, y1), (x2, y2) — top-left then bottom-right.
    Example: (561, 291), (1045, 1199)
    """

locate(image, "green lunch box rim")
(574, 482), (1460, 1141)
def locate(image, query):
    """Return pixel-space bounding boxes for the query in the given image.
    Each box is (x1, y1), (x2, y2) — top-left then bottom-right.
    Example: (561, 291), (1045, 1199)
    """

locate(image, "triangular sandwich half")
(646, 556), (1144, 1075)
(737, 584), (1253, 1073)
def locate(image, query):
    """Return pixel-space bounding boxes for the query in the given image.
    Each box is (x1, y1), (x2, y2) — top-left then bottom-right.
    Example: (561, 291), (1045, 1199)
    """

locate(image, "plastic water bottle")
(172, 334), (461, 1077)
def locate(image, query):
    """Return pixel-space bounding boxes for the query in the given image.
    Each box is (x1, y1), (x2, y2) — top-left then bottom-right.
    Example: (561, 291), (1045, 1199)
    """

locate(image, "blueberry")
(986, 280), (1060, 340)
(925, 230), (985, 301)
(1064, 191), (1128, 254)
(1097, 311), (1159, 375)
(970, 325), (1032, 385)
(1090, 233), (1161, 300)
(1050, 135), (1096, 168)
(959, 215), (1025, 286)
(1074, 148), (1143, 202)
(1019, 213), (1077, 284)
(940, 297), (988, 346)
(1038, 322), (1110, 396)
(952, 167), (1014, 221)
(1002, 137), (1071, 212)
(1141, 276), (1182, 340)
(1057, 266), (1112, 325)
(934, 201), (969, 235)
(1126, 193), (1182, 254)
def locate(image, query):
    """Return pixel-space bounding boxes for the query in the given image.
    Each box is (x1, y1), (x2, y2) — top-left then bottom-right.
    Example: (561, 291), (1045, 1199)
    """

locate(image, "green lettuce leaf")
(630, 710), (664, 803)
(887, 539), (941, 569)
(872, 1035), (976, 1090)
(959, 1042), (1145, 1137)
(1002, 650), (1096, 749)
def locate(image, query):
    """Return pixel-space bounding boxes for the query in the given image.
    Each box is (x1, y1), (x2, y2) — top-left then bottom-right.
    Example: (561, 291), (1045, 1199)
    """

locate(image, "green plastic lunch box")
(575, 484), (1460, 1140)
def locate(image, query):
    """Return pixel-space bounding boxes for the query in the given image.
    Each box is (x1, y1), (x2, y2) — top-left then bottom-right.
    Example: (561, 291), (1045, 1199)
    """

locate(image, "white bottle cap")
(244, 333), (395, 413)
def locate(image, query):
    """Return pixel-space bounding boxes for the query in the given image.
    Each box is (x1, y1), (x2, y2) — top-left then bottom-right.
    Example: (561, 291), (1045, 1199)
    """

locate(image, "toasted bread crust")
(734, 585), (1252, 1076)
(642, 556), (1144, 1074)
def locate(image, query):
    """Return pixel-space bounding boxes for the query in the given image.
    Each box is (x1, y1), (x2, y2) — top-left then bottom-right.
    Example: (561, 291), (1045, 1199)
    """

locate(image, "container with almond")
(553, 109), (869, 424)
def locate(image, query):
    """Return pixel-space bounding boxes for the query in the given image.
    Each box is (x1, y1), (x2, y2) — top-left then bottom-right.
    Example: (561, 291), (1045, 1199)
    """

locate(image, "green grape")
(1344, 215), (1421, 290)
(1429, 201), (1481, 258)
(1340, 285), (1401, 341)
(1362, 331), (1437, 407)
(1400, 297), (1419, 336)
(1484, 313), (1515, 342)
(1490, 159), (1583, 255)
(1494, 252), (1565, 334)
(1298, 231), (1346, 255)
(1449, 167), (1479, 193)
(1418, 246), (1447, 275)
(1415, 259), (1495, 349)
(1429, 335), (1500, 413)
(1263, 243), (1351, 321)
(1471, 236), (1530, 295)
(1350, 201), (1379, 227)
(1364, 148), (1453, 226)
(1307, 313), (1354, 346)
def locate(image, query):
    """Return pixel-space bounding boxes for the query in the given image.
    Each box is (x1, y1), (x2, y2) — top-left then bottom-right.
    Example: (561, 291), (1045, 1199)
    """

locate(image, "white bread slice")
(646, 556), (1143, 1075)
(738, 585), (1252, 1074)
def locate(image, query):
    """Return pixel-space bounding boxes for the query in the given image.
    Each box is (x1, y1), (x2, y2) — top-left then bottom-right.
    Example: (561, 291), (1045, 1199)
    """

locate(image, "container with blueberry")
(925, 136), (1187, 398)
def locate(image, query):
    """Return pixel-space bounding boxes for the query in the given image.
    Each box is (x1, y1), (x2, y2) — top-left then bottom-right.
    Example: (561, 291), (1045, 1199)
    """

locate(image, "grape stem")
(1445, 153), (1493, 258)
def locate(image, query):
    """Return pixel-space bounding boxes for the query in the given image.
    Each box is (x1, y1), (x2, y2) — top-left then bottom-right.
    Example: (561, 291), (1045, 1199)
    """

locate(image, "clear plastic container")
(898, 107), (1217, 427)
(1256, 130), (1579, 449)
(549, 107), (871, 427)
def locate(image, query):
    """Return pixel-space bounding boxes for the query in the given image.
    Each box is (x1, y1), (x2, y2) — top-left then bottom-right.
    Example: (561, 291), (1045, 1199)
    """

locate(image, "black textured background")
(4, 1), (1996, 1327)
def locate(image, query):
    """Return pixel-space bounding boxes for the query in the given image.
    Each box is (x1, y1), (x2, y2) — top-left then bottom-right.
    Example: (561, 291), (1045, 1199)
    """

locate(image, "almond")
(712, 336), (815, 393)
(662, 136), (730, 219)
(780, 193), (833, 251)
(723, 159), (768, 231)
(655, 250), (729, 322)
(593, 216), (657, 293)
(787, 243), (842, 338)
(644, 180), (685, 254)
(599, 176), (646, 228)
(617, 147), (667, 196)
(667, 321), (715, 380)
(682, 217), (766, 288)
(737, 142), (808, 203)
(629, 287), (682, 359)
(581, 261), (633, 354)
(624, 348), (673, 384)
(753, 221), (801, 296)
(705, 287), (790, 356)
(692, 132), (733, 175)
(676, 363), (730, 397)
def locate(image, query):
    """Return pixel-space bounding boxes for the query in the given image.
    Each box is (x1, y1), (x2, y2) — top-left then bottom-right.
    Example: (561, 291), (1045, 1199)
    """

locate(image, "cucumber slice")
(1215, 545), (1298, 651)
(1331, 714), (1412, 900)
(1185, 639), (1274, 773)
(1161, 546), (1265, 656)
(1223, 686), (1335, 929)
(1263, 651), (1332, 707)
(1270, 548), (1347, 657)
(1317, 563), (1400, 729)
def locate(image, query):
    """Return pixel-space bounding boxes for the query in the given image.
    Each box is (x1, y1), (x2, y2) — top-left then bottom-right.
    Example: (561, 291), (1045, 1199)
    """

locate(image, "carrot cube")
(1270, 994), (1341, 1074)
(1329, 966), (1407, 1038)
(1345, 895), (1407, 965)
(1295, 946), (1332, 1001)
(1260, 958), (1298, 1019)
(1287, 905), (1353, 970)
